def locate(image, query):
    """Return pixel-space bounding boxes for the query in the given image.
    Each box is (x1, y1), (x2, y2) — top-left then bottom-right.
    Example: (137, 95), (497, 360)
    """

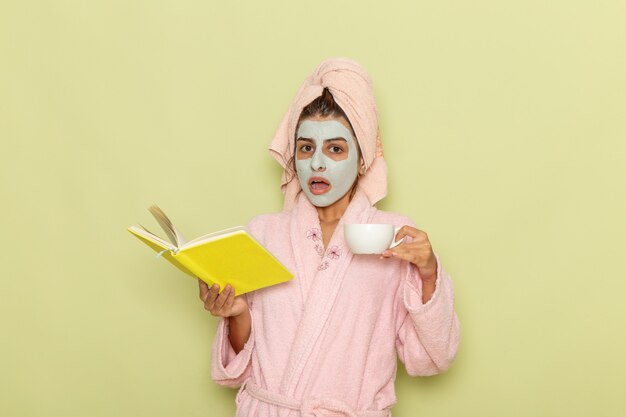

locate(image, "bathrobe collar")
(281, 188), (375, 395)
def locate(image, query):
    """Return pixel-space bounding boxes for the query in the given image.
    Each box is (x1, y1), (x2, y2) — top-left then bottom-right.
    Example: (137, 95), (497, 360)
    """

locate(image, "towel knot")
(310, 73), (324, 86)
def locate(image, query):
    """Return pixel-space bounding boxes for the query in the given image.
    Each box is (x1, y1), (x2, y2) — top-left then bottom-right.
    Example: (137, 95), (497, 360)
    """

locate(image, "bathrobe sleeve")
(210, 214), (271, 388)
(395, 252), (460, 376)
(210, 299), (255, 388)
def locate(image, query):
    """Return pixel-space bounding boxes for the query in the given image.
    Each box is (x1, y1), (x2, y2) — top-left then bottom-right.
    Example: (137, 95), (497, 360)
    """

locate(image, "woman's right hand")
(198, 280), (248, 318)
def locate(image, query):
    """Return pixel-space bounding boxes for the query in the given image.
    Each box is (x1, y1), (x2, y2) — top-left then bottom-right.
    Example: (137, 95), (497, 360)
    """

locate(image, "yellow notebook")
(128, 205), (293, 295)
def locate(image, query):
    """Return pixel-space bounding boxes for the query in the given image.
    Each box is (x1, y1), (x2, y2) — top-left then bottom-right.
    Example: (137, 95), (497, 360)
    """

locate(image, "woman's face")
(295, 115), (360, 207)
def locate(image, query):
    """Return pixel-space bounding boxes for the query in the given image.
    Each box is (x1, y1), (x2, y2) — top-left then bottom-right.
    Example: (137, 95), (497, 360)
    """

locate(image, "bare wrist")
(420, 274), (437, 283)
(230, 308), (250, 322)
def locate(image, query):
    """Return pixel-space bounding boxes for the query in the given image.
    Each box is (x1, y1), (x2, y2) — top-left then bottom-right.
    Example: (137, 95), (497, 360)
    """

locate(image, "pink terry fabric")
(211, 57), (460, 416)
(211, 190), (460, 416)
(268, 57), (387, 210)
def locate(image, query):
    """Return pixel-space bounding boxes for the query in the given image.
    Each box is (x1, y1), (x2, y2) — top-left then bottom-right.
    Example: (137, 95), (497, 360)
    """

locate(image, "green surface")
(1, 0), (625, 416)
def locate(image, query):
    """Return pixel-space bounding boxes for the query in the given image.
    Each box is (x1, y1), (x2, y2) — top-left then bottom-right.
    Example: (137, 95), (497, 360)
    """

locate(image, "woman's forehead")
(296, 120), (355, 146)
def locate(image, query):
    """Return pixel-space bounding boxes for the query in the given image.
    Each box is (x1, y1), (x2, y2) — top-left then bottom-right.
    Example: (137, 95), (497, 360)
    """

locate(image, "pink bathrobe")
(211, 189), (460, 416)
(211, 57), (460, 416)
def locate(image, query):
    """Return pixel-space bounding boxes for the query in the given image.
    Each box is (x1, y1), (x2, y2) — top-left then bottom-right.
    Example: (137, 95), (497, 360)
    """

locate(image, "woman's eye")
(329, 145), (343, 153)
(300, 145), (313, 152)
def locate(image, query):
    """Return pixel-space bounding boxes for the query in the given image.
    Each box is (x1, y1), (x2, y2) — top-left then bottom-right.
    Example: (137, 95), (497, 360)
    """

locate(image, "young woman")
(199, 58), (460, 417)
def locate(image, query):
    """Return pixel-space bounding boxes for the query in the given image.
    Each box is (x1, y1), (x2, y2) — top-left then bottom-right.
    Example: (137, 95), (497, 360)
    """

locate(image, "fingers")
(385, 245), (417, 264)
(202, 283), (220, 311)
(395, 225), (428, 242)
(381, 240), (411, 259)
(198, 279), (209, 301)
(212, 285), (232, 313)
(380, 227), (430, 260)
(385, 244), (437, 275)
(380, 248), (408, 261)
(203, 284), (237, 317)
(222, 287), (236, 313)
(381, 241), (429, 265)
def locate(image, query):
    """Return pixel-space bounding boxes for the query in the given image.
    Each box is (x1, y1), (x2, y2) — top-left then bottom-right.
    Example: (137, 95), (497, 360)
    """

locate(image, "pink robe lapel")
(281, 190), (375, 396)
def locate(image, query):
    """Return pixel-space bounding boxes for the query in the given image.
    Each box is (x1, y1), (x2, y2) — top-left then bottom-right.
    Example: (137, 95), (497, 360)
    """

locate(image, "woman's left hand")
(381, 226), (438, 282)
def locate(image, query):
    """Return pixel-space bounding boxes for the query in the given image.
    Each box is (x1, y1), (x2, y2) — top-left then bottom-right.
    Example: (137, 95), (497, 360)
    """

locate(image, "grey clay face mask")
(295, 120), (358, 207)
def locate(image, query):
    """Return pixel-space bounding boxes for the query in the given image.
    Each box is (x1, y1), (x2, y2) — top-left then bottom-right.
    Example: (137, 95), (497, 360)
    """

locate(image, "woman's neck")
(315, 190), (352, 224)
(315, 190), (354, 249)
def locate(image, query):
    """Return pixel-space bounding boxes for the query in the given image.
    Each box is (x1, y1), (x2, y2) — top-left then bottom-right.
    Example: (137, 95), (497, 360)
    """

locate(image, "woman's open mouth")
(309, 177), (332, 195)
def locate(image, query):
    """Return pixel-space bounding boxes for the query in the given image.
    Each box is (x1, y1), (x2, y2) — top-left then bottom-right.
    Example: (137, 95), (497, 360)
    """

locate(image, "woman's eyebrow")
(296, 137), (314, 142)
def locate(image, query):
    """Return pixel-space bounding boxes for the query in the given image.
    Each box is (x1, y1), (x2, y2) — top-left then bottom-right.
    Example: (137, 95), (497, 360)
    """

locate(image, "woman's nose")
(311, 150), (326, 171)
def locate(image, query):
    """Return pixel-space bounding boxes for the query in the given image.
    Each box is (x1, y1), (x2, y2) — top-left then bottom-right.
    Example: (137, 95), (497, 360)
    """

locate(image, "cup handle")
(388, 226), (403, 249)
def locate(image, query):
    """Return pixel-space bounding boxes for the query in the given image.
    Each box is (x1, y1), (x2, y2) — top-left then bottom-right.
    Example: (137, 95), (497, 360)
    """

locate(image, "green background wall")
(1, 0), (625, 416)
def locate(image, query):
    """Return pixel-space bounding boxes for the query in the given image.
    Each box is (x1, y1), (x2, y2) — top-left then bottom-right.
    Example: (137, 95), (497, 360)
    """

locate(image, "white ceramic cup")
(344, 224), (402, 254)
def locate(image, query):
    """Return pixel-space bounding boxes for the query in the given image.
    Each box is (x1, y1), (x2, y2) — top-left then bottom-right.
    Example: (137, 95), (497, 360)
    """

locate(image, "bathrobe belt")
(241, 380), (391, 417)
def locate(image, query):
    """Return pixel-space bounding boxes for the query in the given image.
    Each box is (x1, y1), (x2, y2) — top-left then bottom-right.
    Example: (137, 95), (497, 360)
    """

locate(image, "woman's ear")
(358, 158), (366, 176)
